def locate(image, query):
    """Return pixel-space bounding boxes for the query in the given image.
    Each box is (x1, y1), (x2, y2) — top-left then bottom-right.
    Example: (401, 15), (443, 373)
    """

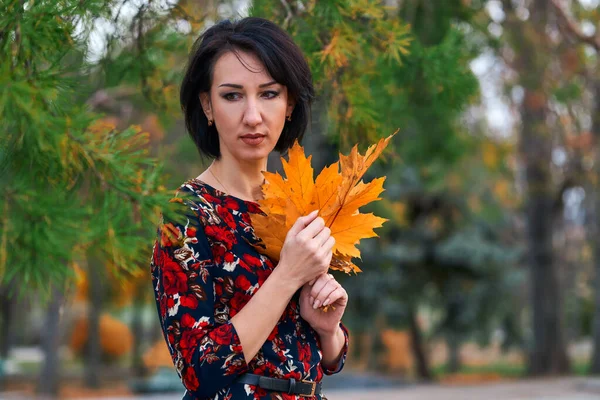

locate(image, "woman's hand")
(277, 210), (334, 290)
(299, 273), (347, 336)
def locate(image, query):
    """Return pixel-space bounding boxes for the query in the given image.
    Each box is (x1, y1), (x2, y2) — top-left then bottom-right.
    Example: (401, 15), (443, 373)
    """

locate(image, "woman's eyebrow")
(218, 81), (278, 89)
(259, 81), (278, 88)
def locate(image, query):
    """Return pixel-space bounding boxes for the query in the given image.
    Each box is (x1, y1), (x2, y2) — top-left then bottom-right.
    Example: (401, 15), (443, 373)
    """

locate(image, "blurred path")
(3, 377), (600, 399)
(326, 378), (600, 400)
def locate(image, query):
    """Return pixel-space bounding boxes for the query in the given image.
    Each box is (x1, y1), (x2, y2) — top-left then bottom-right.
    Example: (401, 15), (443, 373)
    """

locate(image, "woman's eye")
(223, 92), (241, 101)
(263, 90), (280, 99)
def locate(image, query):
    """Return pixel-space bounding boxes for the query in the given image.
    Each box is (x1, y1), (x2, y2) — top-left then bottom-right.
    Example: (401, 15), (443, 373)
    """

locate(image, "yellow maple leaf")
(312, 162), (343, 213)
(330, 212), (387, 259)
(250, 131), (397, 274)
(250, 213), (288, 262)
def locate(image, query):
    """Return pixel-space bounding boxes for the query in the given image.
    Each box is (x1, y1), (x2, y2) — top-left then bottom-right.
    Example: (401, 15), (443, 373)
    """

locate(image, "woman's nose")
(243, 100), (262, 127)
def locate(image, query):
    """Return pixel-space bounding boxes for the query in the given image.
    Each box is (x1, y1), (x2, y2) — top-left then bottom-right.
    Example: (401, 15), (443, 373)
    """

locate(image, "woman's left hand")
(299, 273), (347, 336)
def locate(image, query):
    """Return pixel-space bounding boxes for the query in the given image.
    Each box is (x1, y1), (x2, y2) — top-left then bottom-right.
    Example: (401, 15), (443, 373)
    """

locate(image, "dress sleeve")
(150, 190), (249, 398)
(322, 322), (350, 375)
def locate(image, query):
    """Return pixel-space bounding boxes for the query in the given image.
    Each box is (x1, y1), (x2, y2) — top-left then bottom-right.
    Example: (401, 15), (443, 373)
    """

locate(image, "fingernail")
(309, 279), (315, 286)
(323, 298), (330, 306)
(313, 299), (320, 309)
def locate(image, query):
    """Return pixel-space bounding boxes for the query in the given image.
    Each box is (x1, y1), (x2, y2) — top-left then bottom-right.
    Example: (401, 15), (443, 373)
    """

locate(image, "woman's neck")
(208, 157), (266, 202)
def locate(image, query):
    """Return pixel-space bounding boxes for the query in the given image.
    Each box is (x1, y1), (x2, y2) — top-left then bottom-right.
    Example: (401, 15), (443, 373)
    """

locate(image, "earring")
(287, 115), (292, 122)
(208, 119), (213, 126)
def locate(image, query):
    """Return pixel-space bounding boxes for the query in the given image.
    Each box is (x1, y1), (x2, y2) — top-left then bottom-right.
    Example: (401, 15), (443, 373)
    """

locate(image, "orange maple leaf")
(250, 131), (397, 274)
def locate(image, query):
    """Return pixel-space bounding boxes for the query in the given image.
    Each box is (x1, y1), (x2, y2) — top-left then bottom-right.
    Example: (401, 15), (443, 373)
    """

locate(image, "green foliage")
(0, 0), (172, 296)
(251, 0), (412, 145)
(297, 0), (523, 360)
(374, 27), (480, 172)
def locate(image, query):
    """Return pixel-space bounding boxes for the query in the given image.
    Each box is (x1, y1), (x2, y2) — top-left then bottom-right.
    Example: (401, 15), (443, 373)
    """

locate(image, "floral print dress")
(150, 179), (349, 400)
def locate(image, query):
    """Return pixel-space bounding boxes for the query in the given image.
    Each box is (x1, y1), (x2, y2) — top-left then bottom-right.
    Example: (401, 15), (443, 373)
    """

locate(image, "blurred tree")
(252, 0), (524, 378)
(364, 0), (524, 378)
(591, 77), (600, 375)
(0, 0), (185, 395)
(253, 0), (525, 379)
(547, 0), (600, 375)
(68, 0), (218, 387)
(251, 0), (412, 151)
(495, 0), (600, 375)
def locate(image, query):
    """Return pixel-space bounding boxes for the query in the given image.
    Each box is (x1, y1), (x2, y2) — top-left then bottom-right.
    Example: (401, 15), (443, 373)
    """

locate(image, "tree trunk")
(447, 335), (461, 374)
(37, 286), (64, 397)
(131, 280), (147, 377)
(367, 313), (386, 372)
(0, 286), (16, 358)
(0, 285), (17, 392)
(503, 0), (570, 375)
(523, 92), (570, 376)
(408, 307), (432, 381)
(84, 255), (103, 388)
(589, 81), (600, 374)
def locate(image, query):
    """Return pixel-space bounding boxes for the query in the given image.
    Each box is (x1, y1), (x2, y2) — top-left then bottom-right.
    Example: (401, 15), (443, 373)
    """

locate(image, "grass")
(433, 361), (592, 380)
(433, 363), (525, 379)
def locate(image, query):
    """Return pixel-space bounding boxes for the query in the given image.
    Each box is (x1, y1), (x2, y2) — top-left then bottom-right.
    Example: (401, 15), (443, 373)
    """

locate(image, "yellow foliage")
(381, 329), (412, 372)
(88, 118), (118, 135)
(493, 179), (513, 206)
(319, 30), (348, 68)
(482, 142), (499, 169)
(251, 132), (397, 274)
(582, 244), (592, 262)
(143, 340), (174, 370)
(72, 259), (146, 309)
(390, 201), (408, 226)
(72, 262), (88, 302)
(70, 313), (133, 358)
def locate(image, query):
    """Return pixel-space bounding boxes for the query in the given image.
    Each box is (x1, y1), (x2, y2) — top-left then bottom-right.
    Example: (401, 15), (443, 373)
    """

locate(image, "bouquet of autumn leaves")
(250, 132), (396, 275)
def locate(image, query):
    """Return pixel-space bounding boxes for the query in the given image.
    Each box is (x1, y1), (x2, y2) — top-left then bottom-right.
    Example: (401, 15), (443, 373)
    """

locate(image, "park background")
(3, 0), (600, 398)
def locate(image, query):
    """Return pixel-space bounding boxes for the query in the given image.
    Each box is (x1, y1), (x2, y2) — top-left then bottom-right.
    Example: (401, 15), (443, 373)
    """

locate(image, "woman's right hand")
(278, 210), (334, 289)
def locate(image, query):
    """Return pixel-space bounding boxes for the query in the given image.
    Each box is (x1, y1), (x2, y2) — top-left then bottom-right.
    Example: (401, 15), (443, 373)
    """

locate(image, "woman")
(150, 17), (349, 400)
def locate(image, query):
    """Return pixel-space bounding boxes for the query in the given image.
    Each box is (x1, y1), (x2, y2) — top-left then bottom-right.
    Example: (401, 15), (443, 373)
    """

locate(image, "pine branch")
(64, 130), (147, 204)
(279, 0), (294, 29)
(551, 0), (600, 52)
(0, 197), (8, 281)
(169, 3), (208, 24)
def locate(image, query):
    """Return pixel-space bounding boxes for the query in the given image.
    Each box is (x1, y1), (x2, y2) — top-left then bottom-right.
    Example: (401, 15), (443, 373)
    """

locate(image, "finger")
(309, 268), (330, 287)
(322, 286), (347, 307)
(314, 279), (339, 308)
(312, 226), (331, 247)
(300, 283), (314, 305)
(309, 273), (333, 301)
(298, 216), (325, 241)
(323, 236), (335, 251)
(312, 277), (338, 309)
(288, 210), (319, 236)
(317, 243), (334, 266)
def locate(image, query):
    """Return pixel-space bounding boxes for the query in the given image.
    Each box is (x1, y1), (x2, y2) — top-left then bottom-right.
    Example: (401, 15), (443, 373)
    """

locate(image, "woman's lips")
(241, 135), (265, 146)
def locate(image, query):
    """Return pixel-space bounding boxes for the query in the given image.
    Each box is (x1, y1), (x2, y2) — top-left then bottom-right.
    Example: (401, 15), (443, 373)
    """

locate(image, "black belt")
(236, 373), (322, 397)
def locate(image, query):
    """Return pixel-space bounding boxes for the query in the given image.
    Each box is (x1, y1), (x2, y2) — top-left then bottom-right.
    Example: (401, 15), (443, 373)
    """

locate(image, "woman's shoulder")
(174, 178), (223, 210)
(176, 178), (263, 215)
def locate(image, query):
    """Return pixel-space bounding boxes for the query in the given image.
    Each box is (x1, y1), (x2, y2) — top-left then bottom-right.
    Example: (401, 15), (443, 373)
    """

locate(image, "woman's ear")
(286, 99), (296, 119)
(199, 92), (212, 121)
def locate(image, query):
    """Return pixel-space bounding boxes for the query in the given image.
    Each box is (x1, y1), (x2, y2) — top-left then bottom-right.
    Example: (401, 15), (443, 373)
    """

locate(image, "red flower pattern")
(150, 179), (348, 400)
(162, 258), (188, 295)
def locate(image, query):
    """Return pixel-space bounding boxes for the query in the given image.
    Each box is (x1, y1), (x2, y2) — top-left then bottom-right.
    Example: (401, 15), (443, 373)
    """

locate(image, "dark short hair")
(180, 17), (314, 159)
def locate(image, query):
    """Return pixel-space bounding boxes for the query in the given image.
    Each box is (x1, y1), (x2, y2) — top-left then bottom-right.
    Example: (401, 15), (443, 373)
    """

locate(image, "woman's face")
(200, 50), (294, 163)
